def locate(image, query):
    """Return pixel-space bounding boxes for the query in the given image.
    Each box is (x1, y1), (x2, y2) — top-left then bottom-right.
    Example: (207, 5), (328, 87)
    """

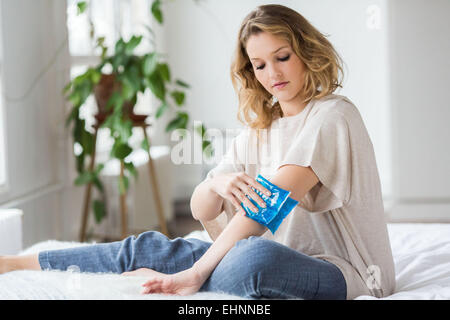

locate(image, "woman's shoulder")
(313, 94), (357, 114)
(310, 94), (363, 125)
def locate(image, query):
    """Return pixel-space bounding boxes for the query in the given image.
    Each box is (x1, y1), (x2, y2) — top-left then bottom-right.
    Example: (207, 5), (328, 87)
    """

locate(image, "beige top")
(201, 94), (395, 300)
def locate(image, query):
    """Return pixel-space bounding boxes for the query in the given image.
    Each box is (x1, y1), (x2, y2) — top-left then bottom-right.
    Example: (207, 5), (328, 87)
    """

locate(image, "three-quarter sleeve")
(199, 129), (248, 240)
(277, 112), (352, 214)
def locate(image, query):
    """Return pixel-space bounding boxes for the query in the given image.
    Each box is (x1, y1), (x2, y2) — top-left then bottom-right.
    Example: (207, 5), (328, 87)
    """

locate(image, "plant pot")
(94, 73), (137, 123)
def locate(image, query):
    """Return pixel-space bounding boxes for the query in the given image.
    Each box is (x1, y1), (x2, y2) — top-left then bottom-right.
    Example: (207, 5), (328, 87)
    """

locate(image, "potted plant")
(63, 0), (213, 224)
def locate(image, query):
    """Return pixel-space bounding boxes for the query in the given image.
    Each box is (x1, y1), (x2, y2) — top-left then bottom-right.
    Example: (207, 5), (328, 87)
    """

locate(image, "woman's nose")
(268, 63), (282, 80)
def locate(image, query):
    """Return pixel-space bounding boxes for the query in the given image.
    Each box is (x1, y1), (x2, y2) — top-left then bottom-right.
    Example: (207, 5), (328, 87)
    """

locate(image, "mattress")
(1, 224), (450, 300)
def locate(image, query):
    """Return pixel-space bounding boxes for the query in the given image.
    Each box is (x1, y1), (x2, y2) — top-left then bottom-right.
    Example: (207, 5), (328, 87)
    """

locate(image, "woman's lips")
(273, 82), (289, 89)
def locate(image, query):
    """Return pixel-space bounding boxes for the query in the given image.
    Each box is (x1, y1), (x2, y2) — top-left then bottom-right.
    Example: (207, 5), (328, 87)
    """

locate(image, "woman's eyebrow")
(250, 46), (289, 61)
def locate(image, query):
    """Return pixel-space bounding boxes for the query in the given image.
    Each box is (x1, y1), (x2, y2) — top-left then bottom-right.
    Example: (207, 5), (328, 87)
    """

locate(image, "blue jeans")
(38, 231), (347, 300)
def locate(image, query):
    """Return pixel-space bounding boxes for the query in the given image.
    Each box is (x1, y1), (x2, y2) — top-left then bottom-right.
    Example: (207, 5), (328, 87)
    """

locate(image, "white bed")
(1, 223), (450, 300)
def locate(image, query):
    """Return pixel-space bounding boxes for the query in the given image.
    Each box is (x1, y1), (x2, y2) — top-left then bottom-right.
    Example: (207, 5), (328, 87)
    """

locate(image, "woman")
(0, 4), (395, 300)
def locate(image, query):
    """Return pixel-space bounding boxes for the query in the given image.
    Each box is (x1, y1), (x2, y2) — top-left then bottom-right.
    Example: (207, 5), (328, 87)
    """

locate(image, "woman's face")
(246, 31), (307, 104)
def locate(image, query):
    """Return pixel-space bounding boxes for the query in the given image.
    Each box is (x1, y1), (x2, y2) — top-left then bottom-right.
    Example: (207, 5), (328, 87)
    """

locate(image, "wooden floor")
(169, 213), (204, 238)
(169, 198), (204, 238)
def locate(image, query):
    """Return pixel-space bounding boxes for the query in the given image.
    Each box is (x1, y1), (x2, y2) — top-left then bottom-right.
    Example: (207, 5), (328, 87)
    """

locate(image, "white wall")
(0, 0), (75, 247)
(387, 0), (450, 221)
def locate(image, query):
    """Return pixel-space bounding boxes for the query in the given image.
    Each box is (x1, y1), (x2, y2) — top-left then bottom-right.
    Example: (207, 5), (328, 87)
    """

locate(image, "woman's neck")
(279, 100), (308, 118)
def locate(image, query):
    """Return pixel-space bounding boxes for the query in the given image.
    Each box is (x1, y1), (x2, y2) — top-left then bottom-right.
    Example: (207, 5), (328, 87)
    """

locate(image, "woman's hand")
(211, 172), (271, 213)
(122, 267), (207, 296)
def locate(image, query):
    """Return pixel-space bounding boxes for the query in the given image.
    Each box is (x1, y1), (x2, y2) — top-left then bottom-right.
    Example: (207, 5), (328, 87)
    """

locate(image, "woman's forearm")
(190, 178), (224, 221)
(191, 210), (266, 280)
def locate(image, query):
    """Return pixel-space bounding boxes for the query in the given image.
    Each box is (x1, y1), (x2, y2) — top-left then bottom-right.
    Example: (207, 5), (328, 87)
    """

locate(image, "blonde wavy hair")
(230, 4), (344, 130)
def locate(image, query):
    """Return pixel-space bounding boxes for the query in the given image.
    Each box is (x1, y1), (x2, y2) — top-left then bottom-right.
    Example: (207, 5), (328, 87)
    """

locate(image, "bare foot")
(0, 256), (12, 274)
(121, 268), (161, 277)
(0, 254), (40, 274)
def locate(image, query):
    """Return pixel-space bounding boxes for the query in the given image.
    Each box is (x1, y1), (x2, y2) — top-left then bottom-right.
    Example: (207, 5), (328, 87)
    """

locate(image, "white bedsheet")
(356, 223), (450, 300)
(1, 224), (450, 300)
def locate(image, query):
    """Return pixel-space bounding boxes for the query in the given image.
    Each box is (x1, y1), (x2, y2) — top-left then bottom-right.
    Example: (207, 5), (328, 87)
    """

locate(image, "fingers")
(141, 279), (163, 294)
(227, 192), (243, 210)
(243, 175), (271, 197)
(237, 181), (267, 209)
(225, 173), (272, 213)
(231, 187), (258, 213)
(237, 207), (247, 216)
(141, 280), (179, 295)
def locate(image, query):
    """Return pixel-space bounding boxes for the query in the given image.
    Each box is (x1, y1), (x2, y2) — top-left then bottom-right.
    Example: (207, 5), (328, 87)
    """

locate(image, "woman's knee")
(231, 236), (282, 267)
(210, 237), (282, 296)
(119, 231), (211, 273)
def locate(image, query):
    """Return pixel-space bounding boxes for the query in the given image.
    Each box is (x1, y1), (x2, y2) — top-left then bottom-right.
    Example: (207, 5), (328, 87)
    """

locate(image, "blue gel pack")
(266, 196), (298, 234)
(241, 174), (290, 225)
(240, 174), (298, 234)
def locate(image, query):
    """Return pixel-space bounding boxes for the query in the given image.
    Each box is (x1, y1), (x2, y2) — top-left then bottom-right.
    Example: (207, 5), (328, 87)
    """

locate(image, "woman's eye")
(279, 54), (290, 62)
(255, 55), (290, 70)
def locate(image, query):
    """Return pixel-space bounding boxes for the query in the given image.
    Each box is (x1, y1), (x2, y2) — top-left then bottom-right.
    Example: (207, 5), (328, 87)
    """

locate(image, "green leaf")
(96, 36), (105, 47)
(175, 79), (190, 88)
(155, 102), (168, 119)
(65, 107), (78, 127)
(63, 82), (72, 94)
(90, 69), (101, 84)
(113, 143), (133, 160)
(96, 42), (108, 60)
(93, 199), (106, 224)
(125, 35), (143, 55)
(73, 118), (84, 144)
(202, 140), (211, 150)
(81, 129), (94, 155)
(158, 63), (171, 82)
(111, 55), (126, 71)
(94, 163), (105, 175)
(75, 152), (85, 174)
(68, 92), (81, 107)
(124, 162), (138, 178)
(115, 38), (126, 54)
(151, 0), (163, 24)
(165, 112), (189, 132)
(147, 72), (166, 101)
(124, 65), (141, 91)
(142, 53), (158, 76)
(118, 119), (133, 143)
(179, 112), (189, 127)
(78, 81), (92, 104)
(77, 1), (87, 15)
(121, 82), (135, 101)
(106, 92), (120, 109)
(92, 176), (104, 192)
(195, 123), (206, 138)
(72, 72), (88, 86)
(202, 140), (214, 159)
(165, 118), (180, 132)
(74, 171), (93, 186)
(170, 91), (185, 106)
